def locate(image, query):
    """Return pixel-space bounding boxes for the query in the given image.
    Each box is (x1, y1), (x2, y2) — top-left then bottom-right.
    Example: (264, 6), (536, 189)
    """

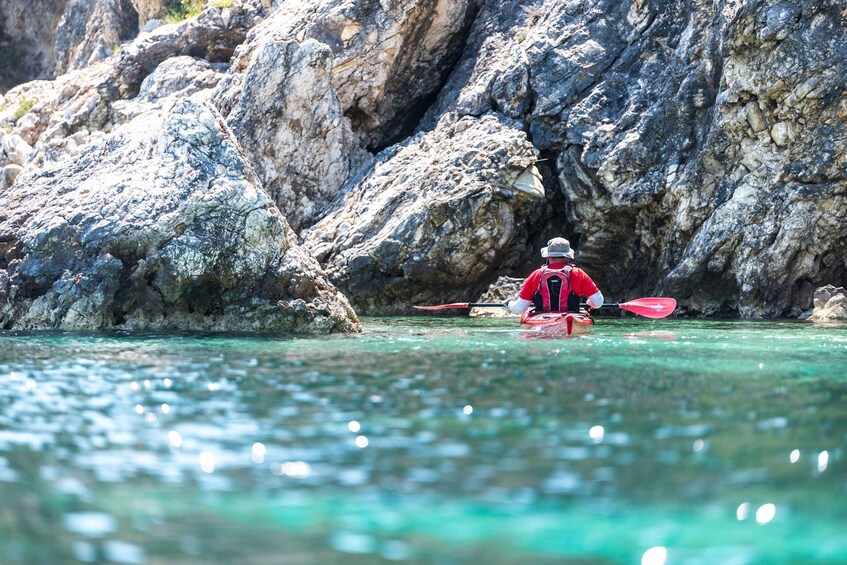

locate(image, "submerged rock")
(810, 285), (847, 321)
(0, 98), (359, 333)
(304, 114), (544, 314)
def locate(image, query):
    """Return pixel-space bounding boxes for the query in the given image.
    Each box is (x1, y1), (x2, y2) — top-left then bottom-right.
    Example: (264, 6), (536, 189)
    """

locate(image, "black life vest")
(533, 265), (580, 313)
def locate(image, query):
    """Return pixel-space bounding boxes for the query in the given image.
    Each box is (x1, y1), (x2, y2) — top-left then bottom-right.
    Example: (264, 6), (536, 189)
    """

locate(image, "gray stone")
(470, 276), (523, 318)
(810, 285), (847, 321)
(3, 164), (24, 187)
(0, 0), (267, 171)
(0, 98), (359, 333)
(770, 121), (795, 147)
(421, 0), (847, 318)
(0, 0), (69, 89)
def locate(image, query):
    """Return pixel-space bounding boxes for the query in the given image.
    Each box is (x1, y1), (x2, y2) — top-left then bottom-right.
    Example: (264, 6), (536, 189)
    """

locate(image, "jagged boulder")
(303, 113), (544, 314)
(0, 98), (359, 333)
(810, 285), (847, 321)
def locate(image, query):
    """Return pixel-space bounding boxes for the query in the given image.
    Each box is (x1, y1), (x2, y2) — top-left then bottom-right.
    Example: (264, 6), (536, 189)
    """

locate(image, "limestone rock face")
(55, 0), (139, 75)
(107, 56), (226, 128)
(0, 0), (139, 90)
(214, 0), (477, 230)
(0, 0), (69, 90)
(421, 0), (847, 317)
(0, 0), (267, 178)
(223, 0), (476, 148)
(810, 285), (847, 321)
(129, 0), (163, 29)
(223, 39), (365, 232)
(658, 1), (847, 317)
(0, 98), (359, 333)
(303, 114), (544, 314)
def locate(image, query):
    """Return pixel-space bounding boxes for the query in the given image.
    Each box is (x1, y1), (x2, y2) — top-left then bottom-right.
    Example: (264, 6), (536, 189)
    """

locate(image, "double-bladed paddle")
(413, 297), (677, 319)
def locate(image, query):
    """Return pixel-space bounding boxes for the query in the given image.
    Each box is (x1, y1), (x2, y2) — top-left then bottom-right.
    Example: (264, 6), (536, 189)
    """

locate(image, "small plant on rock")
(13, 97), (37, 123)
(162, 0), (206, 24)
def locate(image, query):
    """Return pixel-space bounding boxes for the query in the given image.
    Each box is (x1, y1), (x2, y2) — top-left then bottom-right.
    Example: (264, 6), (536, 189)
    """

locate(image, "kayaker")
(506, 237), (604, 314)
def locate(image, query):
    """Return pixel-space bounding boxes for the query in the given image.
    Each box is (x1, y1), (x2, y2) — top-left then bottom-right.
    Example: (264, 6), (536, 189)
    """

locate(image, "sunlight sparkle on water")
(463, 405), (473, 415)
(737, 502), (750, 520)
(790, 449), (800, 463)
(134, 404), (144, 414)
(199, 452), (215, 473)
(168, 431), (182, 448)
(355, 435), (369, 448)
(589, 425), (605, 442)
(348, 420), (361, 433)
(281, 461), (311, 478)
(693, 439), (704, 452)
(160, 403), (170, 414)
(818, 451), (829, 473)
(641, 546), (667, 565)
(756, 503), (776, 524)
(252, 442), (266, 464)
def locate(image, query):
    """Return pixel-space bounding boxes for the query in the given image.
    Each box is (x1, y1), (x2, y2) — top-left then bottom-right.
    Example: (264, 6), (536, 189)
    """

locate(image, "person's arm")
(572, 268), (602, 309)
(586, 290), (604, 309)
(507, 270), (540, 313)
(506, 297), (532, 313)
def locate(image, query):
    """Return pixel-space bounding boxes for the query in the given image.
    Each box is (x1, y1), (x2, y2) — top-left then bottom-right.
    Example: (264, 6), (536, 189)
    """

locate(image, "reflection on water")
(0, 318), (846, 564)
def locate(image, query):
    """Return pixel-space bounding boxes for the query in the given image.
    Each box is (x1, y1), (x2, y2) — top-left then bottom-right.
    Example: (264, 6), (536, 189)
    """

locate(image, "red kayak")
(520, 309), (594, 336)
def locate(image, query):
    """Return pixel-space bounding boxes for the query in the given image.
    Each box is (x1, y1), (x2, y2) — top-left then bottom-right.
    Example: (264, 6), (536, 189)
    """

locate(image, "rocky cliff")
(1, 0), (845, 327)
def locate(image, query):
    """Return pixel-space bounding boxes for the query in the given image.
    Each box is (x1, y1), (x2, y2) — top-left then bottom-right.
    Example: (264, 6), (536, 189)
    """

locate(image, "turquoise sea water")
(0, 317), (846, 564)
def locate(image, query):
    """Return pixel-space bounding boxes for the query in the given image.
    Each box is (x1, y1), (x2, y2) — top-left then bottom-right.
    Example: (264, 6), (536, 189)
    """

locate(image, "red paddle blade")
(618, 297), (677, 319)
(413, 303), (471, 310)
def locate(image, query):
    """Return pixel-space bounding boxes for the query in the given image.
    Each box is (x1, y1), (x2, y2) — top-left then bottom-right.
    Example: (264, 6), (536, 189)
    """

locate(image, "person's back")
(507, 237), (603, 314)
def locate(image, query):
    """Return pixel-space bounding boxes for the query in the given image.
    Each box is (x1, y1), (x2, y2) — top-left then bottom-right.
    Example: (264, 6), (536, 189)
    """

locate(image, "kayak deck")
(520, 310), (593, 336)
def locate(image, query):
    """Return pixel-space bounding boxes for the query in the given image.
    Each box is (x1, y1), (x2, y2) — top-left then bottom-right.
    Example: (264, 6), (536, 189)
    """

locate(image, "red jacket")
(519, 263), (599, 312)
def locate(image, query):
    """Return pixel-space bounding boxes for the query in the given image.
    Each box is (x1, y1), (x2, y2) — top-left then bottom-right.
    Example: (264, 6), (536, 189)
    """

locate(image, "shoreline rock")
(0, 98), (359, 333)
(809, 285), (847, 321)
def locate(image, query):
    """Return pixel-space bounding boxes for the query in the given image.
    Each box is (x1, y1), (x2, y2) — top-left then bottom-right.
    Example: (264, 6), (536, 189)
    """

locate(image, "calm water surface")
(0, 317), (846, 564)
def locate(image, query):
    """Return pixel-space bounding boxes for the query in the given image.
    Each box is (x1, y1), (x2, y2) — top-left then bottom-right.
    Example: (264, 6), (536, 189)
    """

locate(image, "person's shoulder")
(570, 266), (595, 279)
